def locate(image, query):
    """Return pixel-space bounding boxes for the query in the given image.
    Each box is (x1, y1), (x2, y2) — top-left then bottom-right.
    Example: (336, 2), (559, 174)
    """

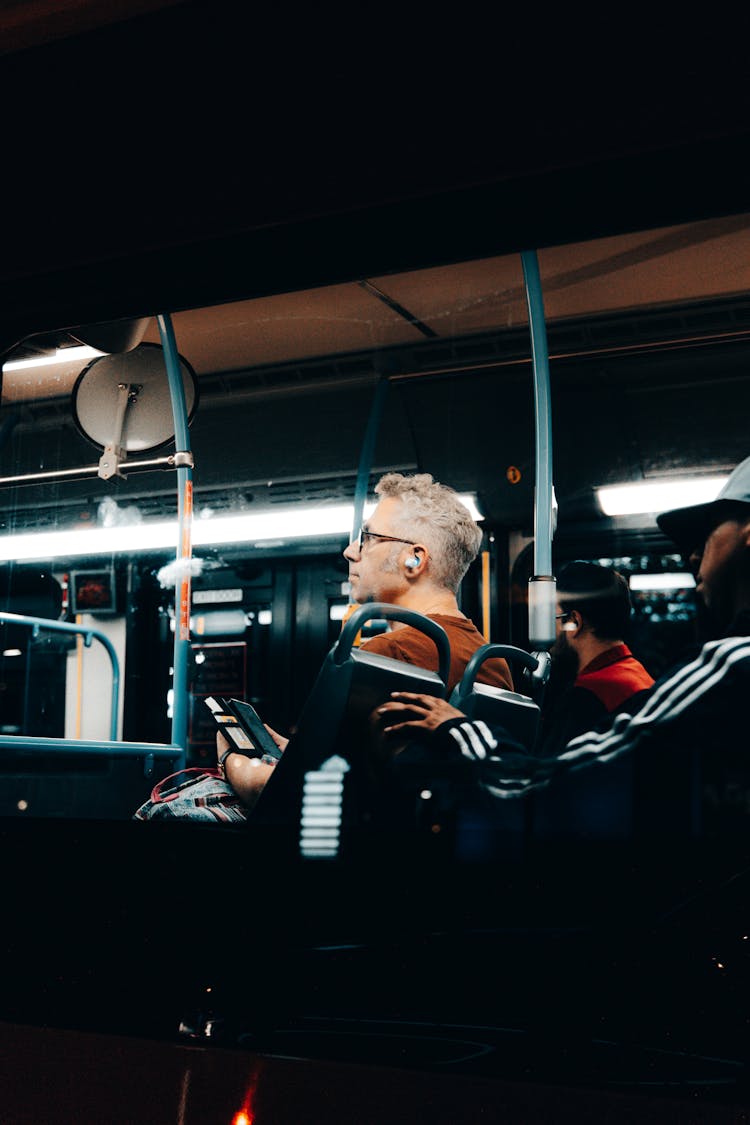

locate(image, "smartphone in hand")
(204, 696), (283, 760)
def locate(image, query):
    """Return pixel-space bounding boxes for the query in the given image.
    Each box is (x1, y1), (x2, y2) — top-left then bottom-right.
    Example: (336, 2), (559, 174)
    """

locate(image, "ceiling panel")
(537, 215), (750, 320)
(4, 213), (750, 406)
(141, 282), (426, 374)
(372, 215), (750, 337)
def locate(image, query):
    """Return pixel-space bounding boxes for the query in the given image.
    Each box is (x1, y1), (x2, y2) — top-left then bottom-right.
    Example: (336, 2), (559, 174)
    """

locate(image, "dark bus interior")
(3, 218), (748, 752)
(2, 5), (750, 1120)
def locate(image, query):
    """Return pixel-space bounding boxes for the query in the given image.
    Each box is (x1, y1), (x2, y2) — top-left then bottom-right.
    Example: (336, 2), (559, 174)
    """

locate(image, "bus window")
(1, 211), (749, 827)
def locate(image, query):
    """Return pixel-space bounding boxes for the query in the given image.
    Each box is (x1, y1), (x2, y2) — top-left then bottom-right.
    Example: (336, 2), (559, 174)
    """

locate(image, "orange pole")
(74, 613), (83, 738)
(481, 550), (491, 641)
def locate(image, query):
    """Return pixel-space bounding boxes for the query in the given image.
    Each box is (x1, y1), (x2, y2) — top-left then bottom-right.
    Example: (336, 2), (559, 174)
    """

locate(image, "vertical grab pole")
(340, 375), (389, 644)
(157, 313), (193, 762)
(521, 250), (557, 664)
(350, 376), (390, 570)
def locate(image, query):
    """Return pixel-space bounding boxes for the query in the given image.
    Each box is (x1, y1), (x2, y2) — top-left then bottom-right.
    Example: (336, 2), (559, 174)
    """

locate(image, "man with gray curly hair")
(343, 472), (512, 693)
(204, 472), (511, 816)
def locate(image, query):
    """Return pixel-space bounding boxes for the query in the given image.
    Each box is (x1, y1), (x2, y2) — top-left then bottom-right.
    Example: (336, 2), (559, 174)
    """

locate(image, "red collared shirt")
(575, 643), (654, 712)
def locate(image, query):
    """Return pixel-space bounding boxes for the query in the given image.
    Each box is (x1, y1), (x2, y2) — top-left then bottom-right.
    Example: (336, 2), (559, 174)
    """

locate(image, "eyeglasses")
(357, 528), (415, 552)
(555, 612), (572, 620)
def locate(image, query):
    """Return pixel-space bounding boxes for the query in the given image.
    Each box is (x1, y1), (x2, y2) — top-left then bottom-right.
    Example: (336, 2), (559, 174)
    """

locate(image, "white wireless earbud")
(405, 556), (420, 569)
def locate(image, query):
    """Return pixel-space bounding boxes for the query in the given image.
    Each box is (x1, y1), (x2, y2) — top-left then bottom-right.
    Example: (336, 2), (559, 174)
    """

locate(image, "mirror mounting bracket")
(97, 381), (133, 480)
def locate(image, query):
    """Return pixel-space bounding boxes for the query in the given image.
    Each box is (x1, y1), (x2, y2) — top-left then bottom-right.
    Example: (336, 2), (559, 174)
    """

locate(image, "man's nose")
(343, 539), (360, 561)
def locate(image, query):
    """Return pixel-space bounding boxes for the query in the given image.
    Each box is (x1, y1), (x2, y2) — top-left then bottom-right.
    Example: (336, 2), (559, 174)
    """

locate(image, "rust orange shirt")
(360, 614), (513, 694)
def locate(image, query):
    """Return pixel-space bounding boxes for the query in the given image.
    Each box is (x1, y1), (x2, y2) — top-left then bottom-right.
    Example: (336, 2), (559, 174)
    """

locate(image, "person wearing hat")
(377, 456), (750, 801)
(656, 455), (750, 640)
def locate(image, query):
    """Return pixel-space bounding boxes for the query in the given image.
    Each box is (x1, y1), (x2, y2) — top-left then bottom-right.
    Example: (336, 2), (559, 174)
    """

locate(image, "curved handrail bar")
(0, 319), (193, 755)
(0, 611), (121, 740)
(0, 734), (182, 758)
(457, 643), (540, 694)
(335, 603), (451, 687)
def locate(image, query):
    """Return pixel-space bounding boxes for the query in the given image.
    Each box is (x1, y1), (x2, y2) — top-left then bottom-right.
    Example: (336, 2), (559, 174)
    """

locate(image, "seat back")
(431, 644), (542, 860)
(450, 643), (542, 752)
(251, 604), (450, 840)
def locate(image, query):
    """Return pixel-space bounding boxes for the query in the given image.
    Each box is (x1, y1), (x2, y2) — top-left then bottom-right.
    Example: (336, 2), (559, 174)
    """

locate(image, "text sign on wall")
(188, 641), (247, 759)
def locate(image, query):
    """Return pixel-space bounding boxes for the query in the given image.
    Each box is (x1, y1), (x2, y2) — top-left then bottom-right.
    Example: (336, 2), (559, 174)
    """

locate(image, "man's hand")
(216, 732), (278, 809)
(215, 724), (288, 771)
(377, 691), (466, 734)
(263, 724), (289, 753)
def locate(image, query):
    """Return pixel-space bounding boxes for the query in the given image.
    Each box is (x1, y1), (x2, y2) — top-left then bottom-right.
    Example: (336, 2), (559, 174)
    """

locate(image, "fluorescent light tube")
(629, 572), (696, 591)
(3, 345), (106, 372)
(0, 495), (482, 562)
(457, 494), (483, 520)
(596, 477), (728, 517)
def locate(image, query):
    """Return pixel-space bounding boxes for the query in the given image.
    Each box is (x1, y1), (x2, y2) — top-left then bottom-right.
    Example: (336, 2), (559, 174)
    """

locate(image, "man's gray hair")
(374, 472), (483, 592)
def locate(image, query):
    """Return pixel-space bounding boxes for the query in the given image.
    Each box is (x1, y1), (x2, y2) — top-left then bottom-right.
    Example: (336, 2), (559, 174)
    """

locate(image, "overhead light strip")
(596, 476), (728, 517)
(0, 495), (482, 562)
(629, 572), (696, 591)
(3, 346), (106, 372)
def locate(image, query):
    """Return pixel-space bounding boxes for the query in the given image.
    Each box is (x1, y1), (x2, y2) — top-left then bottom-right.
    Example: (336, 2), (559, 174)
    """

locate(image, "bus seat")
(251, 603), (450, 836)
(450, 643), (542, 753)
(424, 644), (543, 862)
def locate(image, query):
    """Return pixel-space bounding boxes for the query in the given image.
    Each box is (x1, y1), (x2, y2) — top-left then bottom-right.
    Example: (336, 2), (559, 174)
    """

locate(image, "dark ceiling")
(0, 0), (186, 55)
(1, 4), (749, 560)
(1, 2), (750, 339)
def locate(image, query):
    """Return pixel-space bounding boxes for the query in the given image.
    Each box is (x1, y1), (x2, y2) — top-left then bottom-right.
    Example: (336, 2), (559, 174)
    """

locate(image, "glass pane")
(1, 212), (749, 829)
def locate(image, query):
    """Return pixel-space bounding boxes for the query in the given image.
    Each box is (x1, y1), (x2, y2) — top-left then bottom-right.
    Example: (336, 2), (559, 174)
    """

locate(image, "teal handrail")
(521, 250), (555, 578)
(157, 312), (194, 752)
(0, 317), (191, 769)
(351, 375), (390, 552)
(521, 249), (557, 659)
(0, 735), (181, 758)
(0, 611), (120, 740)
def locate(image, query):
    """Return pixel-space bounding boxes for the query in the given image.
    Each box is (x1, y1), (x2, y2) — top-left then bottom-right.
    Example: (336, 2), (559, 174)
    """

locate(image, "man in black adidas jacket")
(378, 455), (750, 805)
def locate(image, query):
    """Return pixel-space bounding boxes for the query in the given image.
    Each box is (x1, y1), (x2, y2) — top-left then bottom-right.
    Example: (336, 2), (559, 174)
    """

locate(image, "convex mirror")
(72, 342), (198, 454)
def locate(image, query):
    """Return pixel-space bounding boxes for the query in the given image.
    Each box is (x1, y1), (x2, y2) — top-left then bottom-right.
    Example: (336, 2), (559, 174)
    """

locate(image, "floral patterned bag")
(133, 767), (249, 824)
